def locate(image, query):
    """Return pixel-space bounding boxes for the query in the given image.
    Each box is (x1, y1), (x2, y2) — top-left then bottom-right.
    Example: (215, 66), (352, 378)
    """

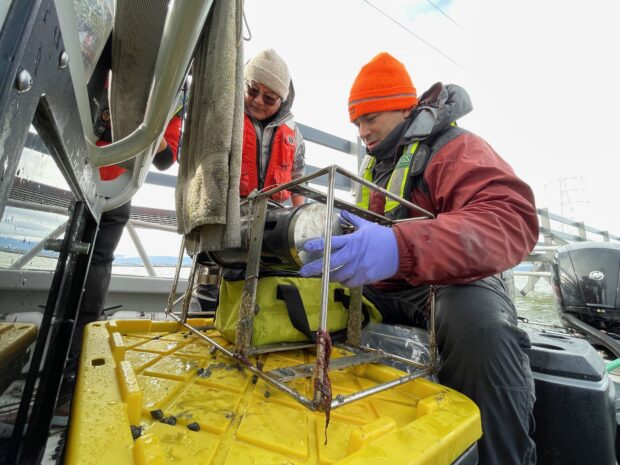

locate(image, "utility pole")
(558, 176), (589, 222)
(545, 177), (589, 233)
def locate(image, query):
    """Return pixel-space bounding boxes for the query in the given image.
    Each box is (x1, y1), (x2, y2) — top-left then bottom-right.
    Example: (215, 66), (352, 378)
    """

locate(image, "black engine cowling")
(552, 242), (620, 332)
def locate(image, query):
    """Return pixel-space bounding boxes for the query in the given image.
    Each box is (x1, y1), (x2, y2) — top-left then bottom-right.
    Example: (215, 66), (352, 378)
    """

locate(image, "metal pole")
(235, 196), (268, 354)
(576, 221), (587, 241)
(533, 245), (559, 251)
(259, 166), (333, 198)
(126, 222), (157, 277)
(7, 199), (68, 215)
(180, 253), (199, 323)
(313, 166), (336, 406)
(346, 287), (363, 346)
(514, 271), (552, 277)
(171, 310), (213, 317)
(165, 293), (185, 312)
(128, 219), (177, 232)
(330, 368), (431, 409)
(319, 167), (336, 332)
(9, 220), (68, 269)
(165, 236), (186, 314)
(337, 343), (428, 370)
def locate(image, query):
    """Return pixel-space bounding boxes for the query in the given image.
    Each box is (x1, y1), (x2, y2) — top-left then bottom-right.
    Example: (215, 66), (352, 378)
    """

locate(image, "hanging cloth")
(175, 0), (244, 253)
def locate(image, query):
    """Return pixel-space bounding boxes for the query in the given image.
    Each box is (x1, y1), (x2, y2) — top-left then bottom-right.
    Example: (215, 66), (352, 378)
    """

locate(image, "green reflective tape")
(356, 155), (375, 210)
(357, 141), (419, 214)
(395, 152), (412, 169)
(384, 142), (418, 213)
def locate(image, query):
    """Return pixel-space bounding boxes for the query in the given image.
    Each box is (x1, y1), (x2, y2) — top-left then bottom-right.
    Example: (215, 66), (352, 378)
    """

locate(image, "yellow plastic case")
(65, 319), (481, 465)
(0, 322), (37, 392)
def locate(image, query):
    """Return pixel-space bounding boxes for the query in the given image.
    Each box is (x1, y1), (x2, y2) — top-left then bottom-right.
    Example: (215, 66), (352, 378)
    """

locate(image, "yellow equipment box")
(0, 322), (37, 394)
(65, 319), (481, 465)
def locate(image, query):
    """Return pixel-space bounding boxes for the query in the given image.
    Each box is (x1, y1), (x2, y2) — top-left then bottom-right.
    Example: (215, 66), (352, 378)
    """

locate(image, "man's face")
(244, 80), (282, 121)
(354, 109), (412, 152)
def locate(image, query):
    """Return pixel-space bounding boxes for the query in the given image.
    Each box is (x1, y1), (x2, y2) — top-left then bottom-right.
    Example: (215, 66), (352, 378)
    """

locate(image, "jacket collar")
(367, 83), (472, 160)
(402, 82), (473, 142)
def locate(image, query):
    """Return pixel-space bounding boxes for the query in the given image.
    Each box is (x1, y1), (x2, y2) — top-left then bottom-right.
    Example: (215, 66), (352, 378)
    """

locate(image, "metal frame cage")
(164, 165), (440, 414)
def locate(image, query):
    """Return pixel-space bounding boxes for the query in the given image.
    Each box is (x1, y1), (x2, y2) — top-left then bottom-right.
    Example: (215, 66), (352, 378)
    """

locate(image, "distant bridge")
(518, 208), (620, 296)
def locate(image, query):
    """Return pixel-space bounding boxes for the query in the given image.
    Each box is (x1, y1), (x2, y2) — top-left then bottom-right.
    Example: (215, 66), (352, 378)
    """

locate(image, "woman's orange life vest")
(240, 113), (297, 203)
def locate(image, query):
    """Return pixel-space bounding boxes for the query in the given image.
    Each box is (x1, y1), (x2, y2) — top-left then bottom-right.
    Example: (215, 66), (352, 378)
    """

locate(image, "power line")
(362, 0), (464, 70)
(423, 0), (464, 30)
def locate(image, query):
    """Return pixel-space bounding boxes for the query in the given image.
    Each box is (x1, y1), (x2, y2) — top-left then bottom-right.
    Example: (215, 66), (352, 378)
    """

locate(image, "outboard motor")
(552, 242), (620, 334)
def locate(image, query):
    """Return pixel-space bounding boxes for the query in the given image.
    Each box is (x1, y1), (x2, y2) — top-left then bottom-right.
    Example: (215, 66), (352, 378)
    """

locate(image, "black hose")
(563, 314), (620, 359)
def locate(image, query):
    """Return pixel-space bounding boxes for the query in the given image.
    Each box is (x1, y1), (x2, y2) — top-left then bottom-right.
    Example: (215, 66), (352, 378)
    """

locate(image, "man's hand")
(299, 210), (399, 287)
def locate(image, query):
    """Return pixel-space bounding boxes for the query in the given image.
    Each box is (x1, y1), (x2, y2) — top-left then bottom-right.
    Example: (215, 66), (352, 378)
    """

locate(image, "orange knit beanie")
(348, 52), (418, 122)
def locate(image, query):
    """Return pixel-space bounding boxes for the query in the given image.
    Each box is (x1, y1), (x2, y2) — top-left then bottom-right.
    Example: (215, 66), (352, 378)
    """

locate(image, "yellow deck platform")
(65, 319), (481, 465)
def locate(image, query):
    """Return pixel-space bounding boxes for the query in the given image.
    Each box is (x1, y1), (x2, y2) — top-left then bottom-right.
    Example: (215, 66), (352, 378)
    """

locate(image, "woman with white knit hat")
(196, 50), (306, 312)
(240, 48), (305, 206)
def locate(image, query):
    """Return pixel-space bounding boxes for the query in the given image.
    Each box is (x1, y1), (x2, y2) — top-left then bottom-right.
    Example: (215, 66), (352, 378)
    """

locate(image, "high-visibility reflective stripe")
(356, 142), (418, 213)
(355, 155), (375, 209)
(356, 122), (457, 213)
(384, 142), (418, 213)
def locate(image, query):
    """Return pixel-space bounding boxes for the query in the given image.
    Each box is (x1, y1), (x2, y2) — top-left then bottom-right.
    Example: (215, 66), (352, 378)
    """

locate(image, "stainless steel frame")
(165, 165), (439, 413)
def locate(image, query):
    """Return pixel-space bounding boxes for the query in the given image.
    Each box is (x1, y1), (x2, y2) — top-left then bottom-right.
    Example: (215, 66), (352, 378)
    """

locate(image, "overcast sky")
(4, 1), (619, 262)
(242, 0), (620, 234)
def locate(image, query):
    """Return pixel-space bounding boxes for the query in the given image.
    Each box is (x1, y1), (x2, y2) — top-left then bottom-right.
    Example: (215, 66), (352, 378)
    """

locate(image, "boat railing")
(6, 123), (619, 281)
(6, 175), (178, 278)
(516, 208), (620, 294)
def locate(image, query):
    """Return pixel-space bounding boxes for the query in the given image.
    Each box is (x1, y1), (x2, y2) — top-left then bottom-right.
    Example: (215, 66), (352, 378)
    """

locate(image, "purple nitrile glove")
(299, 210), (400, 287)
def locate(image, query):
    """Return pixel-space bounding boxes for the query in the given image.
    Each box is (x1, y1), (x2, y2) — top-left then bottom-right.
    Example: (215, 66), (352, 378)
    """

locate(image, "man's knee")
(434, 281), (532, 383)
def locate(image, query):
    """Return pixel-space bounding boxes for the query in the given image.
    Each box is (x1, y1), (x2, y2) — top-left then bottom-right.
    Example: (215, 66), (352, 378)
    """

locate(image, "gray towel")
(175, 0), (243, 254)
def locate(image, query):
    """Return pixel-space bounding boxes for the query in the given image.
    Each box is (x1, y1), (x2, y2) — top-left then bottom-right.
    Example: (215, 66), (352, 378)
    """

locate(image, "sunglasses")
(245, 82), (280, 107)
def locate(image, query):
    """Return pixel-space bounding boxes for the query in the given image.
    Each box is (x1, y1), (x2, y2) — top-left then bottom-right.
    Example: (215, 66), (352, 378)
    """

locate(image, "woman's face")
(244, 80), (282, 121)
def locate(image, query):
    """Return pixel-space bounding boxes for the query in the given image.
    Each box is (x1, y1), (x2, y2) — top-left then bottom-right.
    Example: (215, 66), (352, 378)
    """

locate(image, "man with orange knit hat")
(301, 52), (538, 465)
